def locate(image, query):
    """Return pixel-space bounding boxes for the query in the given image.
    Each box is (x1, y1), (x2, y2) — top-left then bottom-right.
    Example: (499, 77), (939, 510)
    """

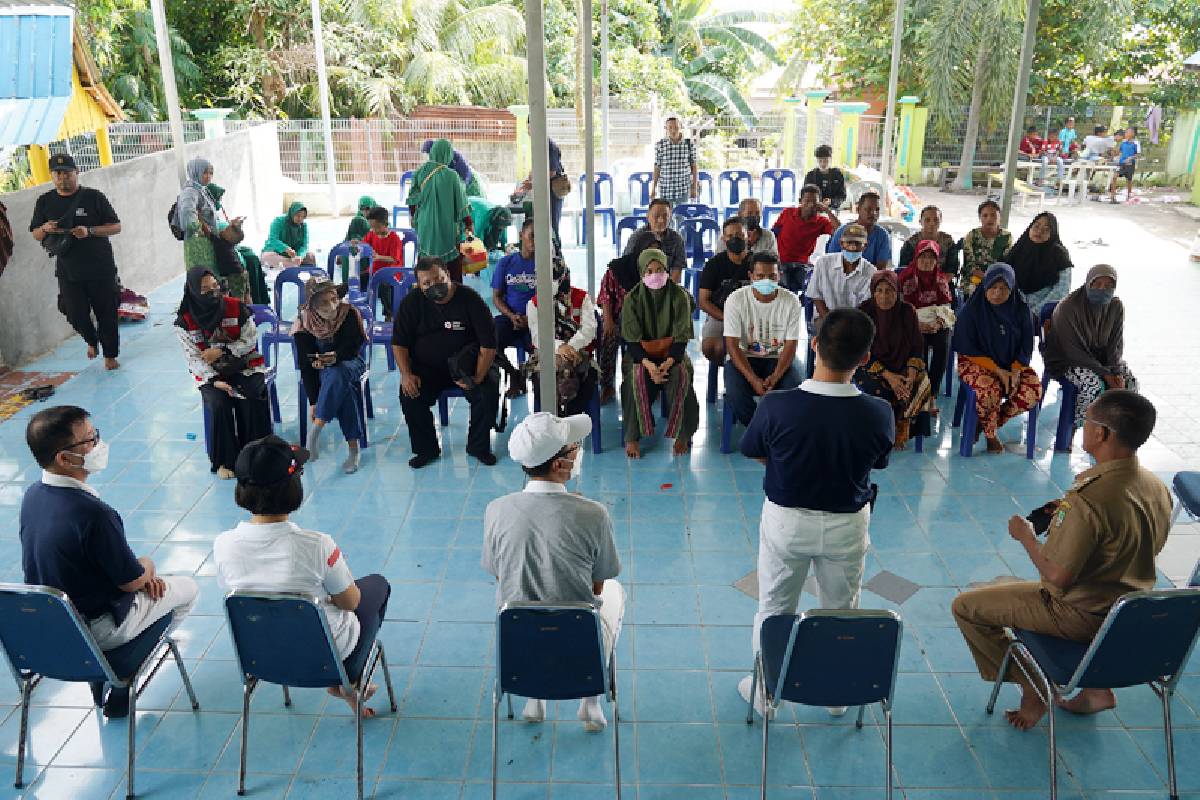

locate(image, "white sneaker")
(578, 697), (607, 732)
(737, 675), (775, 720)
(521, 698), (546, 723)
(826, 706), (849, 717)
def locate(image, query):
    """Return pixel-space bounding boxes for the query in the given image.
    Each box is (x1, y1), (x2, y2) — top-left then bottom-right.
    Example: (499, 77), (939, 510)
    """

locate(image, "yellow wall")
(57, 70), (112, 143)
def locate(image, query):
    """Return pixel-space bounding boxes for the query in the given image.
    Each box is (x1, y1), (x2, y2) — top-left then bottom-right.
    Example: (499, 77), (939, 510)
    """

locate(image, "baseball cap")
(914, 239), (941, 260)
(507, 412), (592, 468)
(234, 435), (310, 486)
(841, 223), (868, 245)
(49, 153), (77, 172)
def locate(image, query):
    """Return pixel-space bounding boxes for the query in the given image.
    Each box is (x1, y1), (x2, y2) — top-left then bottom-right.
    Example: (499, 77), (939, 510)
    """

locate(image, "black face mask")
(743, 215), (761, 231)
(424, 283), (450, 302)
(197, 290), (222, 309)
(726, 237), (747, 255)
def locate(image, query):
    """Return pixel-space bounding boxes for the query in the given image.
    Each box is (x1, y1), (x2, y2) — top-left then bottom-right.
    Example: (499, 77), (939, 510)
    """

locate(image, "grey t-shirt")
(482, 486), (621, 608)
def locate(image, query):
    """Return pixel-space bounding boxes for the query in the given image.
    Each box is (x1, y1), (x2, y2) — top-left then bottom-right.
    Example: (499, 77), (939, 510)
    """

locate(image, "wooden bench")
(986, 172), (1045, 211)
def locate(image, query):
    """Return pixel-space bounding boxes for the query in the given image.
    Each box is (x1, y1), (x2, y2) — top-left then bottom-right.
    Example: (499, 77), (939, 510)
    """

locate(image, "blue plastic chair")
(671, 202), (716, 223)
(577, 172), (617, 245)
(717, 170), (754, 216)
(697, 170), (715, 206)
(291, 340), (373, 450)
(952, 377), (1039, 458)
(747, 610), (902, 800)
(366, 268), (415, 371)
(392, 226), (419, 267)
(224, 591), (397, 800)
(721, 385), (736, 454)
(390, 204), (407, 230)
(1173, 472), (1200, 526)
(531, 380), (605, 455)
(392, 171), (415, 227)
(247, 304), (283, 422)
(678, 217), (719, 270)
(761, 168), (797, 206)
(615, 215), (647, 252)
(326, 242), (374, 285)
(1035, 302), (1077, 452)
(273, 265), (328, 327)
(0, 584), (199, 797)
(493, 602), (621, 799)
(707, 357), (720, 405)
(627, 171), (653, 214)
(986, 589), (1200, 800)
(761, 205), (788, 229)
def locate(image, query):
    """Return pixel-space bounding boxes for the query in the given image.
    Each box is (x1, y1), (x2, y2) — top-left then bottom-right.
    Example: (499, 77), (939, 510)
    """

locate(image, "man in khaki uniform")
(952, 390), (1172, 730)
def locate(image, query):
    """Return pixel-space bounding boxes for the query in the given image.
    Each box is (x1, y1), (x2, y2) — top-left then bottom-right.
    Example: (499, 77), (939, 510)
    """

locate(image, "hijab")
(1043, 264), (1125, 377)
(952, 263), (1035, 367)
(345, 195), (378, 241)
(275, 201), (309, 251)
(898, 240), (953, 309)
(421, 139), (473, 185)
(407, 139), (469, 261)
(1005, 212), (1073, 295)
(175, 267), (227, 332)
(621, 249), (693, 344)
(175, 158), (217, 230)
(859, 271), (923, 371)
(291, 278), (358, 340)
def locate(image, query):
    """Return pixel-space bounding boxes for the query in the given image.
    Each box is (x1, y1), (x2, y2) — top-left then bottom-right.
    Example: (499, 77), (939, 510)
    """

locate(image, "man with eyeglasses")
(18, 405), (198, 718)
(951, 390), (1172, 732)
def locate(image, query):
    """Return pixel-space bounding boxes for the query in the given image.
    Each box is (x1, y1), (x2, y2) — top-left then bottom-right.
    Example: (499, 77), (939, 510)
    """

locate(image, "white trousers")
(751, 499), (870, 655)
(597, 579), (626, 663)
(89, 576), (199, 650)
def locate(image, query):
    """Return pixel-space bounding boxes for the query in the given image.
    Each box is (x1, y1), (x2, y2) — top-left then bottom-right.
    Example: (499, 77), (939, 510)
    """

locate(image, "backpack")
(167, 202), (185, 241)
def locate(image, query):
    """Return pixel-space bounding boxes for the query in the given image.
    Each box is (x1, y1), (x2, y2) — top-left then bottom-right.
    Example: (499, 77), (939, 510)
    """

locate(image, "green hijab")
(621, 249), (694, 344)
(263, 201), (310, 256)
(406, 139), (468, 261)
(345, 194), (378, 241)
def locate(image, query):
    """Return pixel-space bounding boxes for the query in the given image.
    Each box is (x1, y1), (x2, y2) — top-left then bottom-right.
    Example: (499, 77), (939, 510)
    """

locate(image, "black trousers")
(399, 370), (499, 458)
(200, 372), (273, 471)
(342, 574), (391, 683)
(58, 276), (120, 358)
(923, 329), (951, 396)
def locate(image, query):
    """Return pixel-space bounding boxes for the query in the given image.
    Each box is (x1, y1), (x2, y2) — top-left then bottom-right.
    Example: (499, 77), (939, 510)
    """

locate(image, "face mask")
(569, 450), (582, 481)
(842, 249), (862, 263)
(424, 283), (450, 302)
(1086, 288), (1115, 306)
(643, 272), (669, 290)
(743, 215), (761, 231)
(315, 302), (339, 320)
(726, 237), (747, 255)
(66, 440), (109, 473)
(198, 290), (222, 308)
(751, 278), (779, 295)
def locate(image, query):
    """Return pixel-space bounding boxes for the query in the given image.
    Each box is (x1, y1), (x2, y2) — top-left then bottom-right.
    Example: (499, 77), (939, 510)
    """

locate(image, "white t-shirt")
(722, 284), (801, 358)
(806, 252), (877, 313)
(214, 520), (359, 658)
(1082, 135), (1116, 158)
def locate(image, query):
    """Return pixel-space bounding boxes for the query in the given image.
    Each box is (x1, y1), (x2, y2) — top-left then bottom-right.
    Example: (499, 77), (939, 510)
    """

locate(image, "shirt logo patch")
(327, 547), (341, 567)
(443, 321), (465, 331)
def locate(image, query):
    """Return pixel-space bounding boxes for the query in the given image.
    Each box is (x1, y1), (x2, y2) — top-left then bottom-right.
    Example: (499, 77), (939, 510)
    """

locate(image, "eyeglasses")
(64, 429), (100, 450)
(1083, 416), (1113, 433)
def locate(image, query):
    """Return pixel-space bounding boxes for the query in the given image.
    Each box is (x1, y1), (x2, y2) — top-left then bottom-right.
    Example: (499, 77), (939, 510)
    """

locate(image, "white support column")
(527, 0), (557, 410)
(600, 0), (610, 171)
(999, 0), (1042, 229)
(148, 0), (186, 180)
(877, 0), (905, 215)
(583, 0), (597, 295)
(310, 0), (339, 214)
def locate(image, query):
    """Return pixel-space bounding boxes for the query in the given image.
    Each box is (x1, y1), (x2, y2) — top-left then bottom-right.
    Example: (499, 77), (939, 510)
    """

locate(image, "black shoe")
(103, 686), (130, 719)
(469, 449), (498, 466)
(89, 681), (107, 707)
(408, 452), (440, 469)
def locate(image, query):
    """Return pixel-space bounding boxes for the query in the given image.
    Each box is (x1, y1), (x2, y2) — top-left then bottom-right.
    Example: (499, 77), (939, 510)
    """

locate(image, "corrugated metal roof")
(0, 6), (76, 146)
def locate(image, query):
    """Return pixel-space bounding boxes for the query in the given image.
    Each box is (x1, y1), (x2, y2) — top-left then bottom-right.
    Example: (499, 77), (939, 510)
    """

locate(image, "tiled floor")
(1, 199), (1199, 800)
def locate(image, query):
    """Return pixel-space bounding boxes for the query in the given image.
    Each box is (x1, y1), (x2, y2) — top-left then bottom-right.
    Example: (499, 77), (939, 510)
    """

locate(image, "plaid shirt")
(654, 137), (696, 198)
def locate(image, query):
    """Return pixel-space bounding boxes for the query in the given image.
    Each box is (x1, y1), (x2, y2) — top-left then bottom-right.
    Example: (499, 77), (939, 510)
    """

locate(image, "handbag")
(640, 336), (674, 361)
(41, 190), (86, 259)
(550, 173), (572, 200)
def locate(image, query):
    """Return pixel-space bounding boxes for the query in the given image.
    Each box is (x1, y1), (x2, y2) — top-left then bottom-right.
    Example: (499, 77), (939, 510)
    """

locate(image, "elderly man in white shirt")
(482, 412), (624, 731)
(806, 222), (877, 323)
(716, 198), (780, 259)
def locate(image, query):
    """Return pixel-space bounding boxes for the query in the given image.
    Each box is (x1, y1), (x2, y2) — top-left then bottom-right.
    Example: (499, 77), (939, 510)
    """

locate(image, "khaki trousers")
(951, 581), (1103, 686)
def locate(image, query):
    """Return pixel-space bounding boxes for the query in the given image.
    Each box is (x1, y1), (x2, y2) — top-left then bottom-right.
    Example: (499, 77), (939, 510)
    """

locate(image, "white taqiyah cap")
(507, 412), (592, 468)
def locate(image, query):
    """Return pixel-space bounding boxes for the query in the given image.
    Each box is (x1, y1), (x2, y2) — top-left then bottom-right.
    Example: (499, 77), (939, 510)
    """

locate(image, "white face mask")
(67, 440), (109, 473)
(569, 449), (583, 482)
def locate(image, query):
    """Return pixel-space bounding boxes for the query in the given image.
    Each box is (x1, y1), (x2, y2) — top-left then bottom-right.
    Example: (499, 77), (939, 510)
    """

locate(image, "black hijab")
(1005, 211), (1073, 295)
(175, 267), (227, 332)
(608, 250), (642, 292)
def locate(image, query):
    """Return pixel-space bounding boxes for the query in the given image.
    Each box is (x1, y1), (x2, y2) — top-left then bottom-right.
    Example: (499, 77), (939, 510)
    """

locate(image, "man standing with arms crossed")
(650, 116), (699, 209)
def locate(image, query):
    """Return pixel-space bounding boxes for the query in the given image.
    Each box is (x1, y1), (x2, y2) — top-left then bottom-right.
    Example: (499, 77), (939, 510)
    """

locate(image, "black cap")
(234, 435), (309, 486)
(48, 153), (77, 172)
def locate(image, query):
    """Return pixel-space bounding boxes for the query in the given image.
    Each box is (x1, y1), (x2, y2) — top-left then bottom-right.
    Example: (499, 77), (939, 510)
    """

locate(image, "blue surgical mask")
(842, 250), (862, 263)
(1086, 287), (1115, 306)
(751, 279), (779, 295)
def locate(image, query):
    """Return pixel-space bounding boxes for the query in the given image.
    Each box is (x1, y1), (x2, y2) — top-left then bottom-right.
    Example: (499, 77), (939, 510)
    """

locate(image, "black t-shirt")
(28, 187), (120, 282)
(392, 284), (497, 377)
(803, 167), (847, 208)
(699, 252), (751, 310)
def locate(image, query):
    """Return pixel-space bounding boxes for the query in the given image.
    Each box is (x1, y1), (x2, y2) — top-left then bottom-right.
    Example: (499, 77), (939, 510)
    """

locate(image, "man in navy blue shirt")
(827, 191), (892, 270)
(738, 309), (894, 716)
(19, 406), (197, 717)
(492, 218), (537, 393)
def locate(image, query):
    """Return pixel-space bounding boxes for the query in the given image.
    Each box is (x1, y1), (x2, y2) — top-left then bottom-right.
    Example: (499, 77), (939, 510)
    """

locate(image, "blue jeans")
(315, 356), (365, 442)
(724, 356), (802, 426)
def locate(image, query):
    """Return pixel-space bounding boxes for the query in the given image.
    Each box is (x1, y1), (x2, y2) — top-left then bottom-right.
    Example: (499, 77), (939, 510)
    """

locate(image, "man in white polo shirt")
(806, 222), (876, 323)
(482, 412), (624, 732)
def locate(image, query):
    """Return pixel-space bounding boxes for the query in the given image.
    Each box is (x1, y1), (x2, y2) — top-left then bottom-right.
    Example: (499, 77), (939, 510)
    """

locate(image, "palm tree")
(656, 0), (780, 127)
(107, 8), (201, 121)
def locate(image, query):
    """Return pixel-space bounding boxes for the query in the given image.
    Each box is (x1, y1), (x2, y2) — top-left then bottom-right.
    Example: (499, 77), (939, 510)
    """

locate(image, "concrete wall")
(0, 123), (283, 366)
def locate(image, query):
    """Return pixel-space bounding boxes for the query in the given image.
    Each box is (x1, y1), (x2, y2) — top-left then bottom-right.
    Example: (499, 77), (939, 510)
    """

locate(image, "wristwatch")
(86, 227), (94, 237)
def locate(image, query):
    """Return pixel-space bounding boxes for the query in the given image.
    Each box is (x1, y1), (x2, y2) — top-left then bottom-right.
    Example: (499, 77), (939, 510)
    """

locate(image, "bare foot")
(625, 440), (641, 459)
(104, 358), (120, 371)
(894, 440), (908, 451)
(985, 436), (1004, 454)
(86, 345), (97, 360)
(327, 684), (378, 717)
(1004, 686), (1047, 731)
(672, 438), (691, 456)
(1057, 688), (1116, 715)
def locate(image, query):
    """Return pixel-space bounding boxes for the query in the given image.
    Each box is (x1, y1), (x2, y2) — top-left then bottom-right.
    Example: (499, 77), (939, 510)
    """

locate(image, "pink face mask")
(643, 272), (669, 290)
